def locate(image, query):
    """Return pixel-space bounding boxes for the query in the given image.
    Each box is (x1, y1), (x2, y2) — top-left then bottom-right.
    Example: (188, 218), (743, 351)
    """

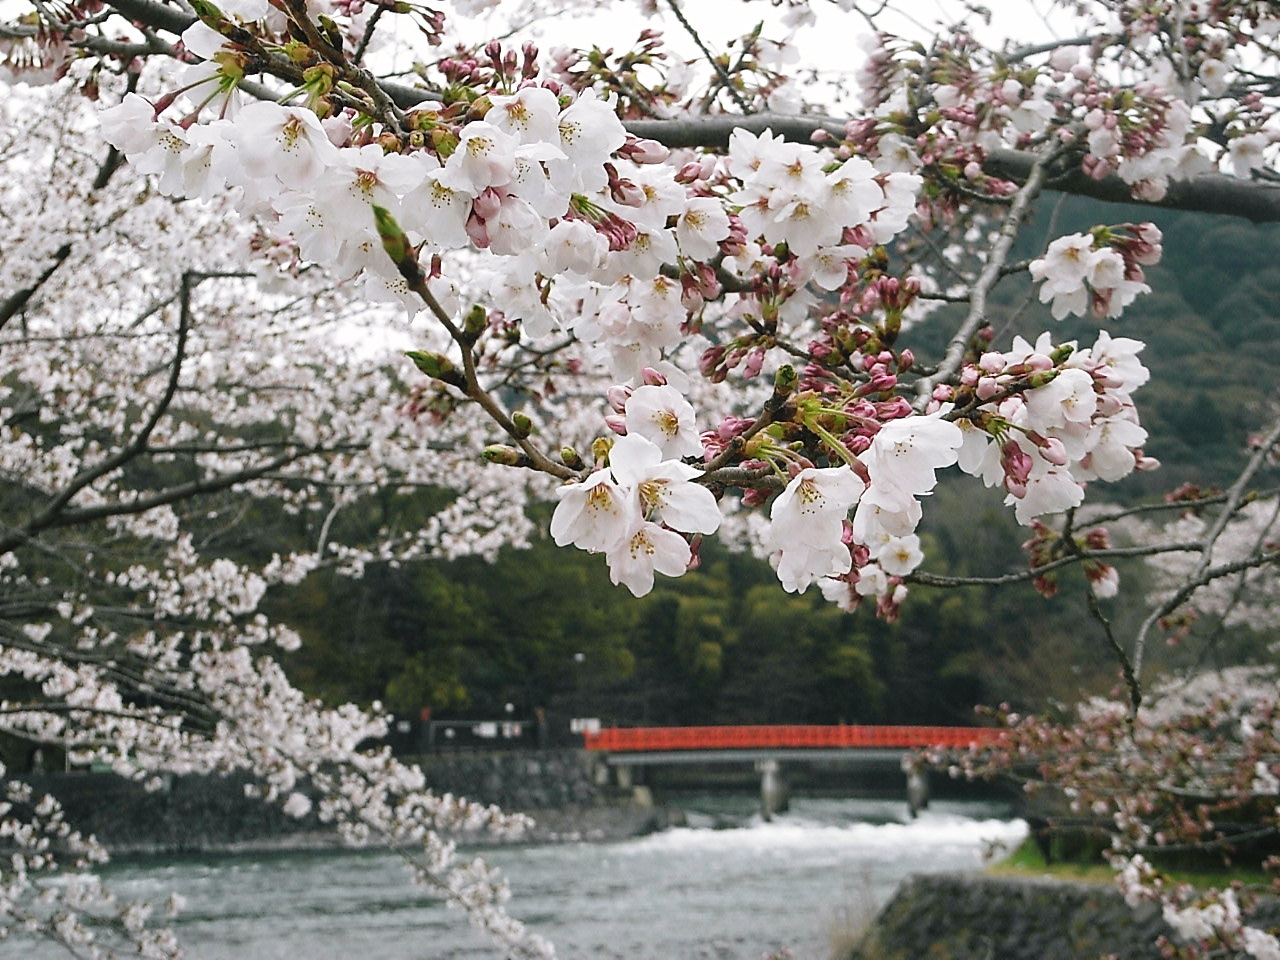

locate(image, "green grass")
(990, 837), (1276, 889)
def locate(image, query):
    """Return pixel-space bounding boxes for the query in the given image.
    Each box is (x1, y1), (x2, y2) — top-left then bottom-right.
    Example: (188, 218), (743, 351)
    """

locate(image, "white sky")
(447, 0), (1072, 81)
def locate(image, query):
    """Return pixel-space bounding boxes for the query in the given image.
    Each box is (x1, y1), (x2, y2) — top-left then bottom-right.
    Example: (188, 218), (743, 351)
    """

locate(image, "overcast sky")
(448, 0), (1072, 80)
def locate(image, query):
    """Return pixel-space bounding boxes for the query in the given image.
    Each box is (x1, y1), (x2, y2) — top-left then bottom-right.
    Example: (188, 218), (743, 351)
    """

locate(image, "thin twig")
(1131, 416), (1280, 678)
(664, 0), (752, 114)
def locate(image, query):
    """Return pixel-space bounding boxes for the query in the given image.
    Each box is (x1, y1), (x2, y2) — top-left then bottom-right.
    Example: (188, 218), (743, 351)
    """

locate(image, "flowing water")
(4, 795), (1025, 960)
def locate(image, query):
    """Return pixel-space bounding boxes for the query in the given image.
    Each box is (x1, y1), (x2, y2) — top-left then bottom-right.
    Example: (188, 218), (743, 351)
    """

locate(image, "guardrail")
(582, 724), (1005, 752)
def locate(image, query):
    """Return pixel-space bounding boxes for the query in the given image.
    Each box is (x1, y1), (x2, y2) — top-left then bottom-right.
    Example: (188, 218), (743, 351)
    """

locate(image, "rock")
(846, 873), (1280, 960)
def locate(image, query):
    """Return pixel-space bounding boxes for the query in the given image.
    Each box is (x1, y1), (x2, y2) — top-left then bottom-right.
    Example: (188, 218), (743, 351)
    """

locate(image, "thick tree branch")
(624, 115), (1280, 223)
(984, 147), (1280, 224)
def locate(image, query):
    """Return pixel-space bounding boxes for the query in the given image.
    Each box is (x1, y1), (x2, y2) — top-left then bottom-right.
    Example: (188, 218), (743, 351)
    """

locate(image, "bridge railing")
(581, 724), (1005, 752)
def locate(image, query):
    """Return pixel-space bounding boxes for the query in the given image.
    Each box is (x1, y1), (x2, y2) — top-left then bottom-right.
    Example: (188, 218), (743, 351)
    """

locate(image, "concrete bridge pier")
(756, 758), (790, 821)
(615, 763), (633, 790)
(904, 758), (930, 818)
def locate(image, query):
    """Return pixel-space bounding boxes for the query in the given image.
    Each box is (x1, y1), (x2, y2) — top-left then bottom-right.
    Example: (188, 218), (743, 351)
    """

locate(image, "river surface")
(4, 795), (1025, 960)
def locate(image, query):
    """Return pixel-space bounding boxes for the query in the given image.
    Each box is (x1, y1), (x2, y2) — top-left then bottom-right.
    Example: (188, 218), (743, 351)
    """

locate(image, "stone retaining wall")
(13, 749), (642, 854)
(409, 748), (603, 809)
(846, 873), (1280, 960)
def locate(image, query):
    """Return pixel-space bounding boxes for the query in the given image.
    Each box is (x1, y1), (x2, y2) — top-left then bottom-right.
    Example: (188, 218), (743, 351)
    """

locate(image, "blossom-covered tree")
(1, 0), (1279, 956)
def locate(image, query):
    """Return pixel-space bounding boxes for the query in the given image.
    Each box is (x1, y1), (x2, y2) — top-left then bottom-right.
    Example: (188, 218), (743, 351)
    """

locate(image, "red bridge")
(580, 725), (1005, 818)
(582, 724), (1004, 752)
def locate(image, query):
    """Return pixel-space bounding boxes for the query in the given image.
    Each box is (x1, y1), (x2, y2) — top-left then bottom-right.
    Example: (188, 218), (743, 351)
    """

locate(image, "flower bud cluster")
(951, 330), (1155, 525)
(1028, 223), (1162, 320)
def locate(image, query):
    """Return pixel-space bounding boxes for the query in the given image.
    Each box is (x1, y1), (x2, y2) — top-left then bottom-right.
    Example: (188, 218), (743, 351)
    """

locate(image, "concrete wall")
(19, 771), (330, 854)
(846, 873), (1280, 960)
(410, 748), (603, 809)
(12, 750), (623, 853)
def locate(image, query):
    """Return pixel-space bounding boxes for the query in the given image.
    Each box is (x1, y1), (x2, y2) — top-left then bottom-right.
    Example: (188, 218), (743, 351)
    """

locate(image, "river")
(4, 795), (1025, 960)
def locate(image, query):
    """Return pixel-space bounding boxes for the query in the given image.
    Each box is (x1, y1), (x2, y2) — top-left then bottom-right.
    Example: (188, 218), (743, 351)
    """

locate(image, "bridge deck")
(583, 724), (1003, 753)
(602, 747), (913, 766)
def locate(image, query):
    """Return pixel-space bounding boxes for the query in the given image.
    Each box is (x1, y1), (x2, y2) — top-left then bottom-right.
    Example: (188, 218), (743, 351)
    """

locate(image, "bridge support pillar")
(756, 758), (789, 821)
(904, 757), (929, 818)
(615, 764), (633, 790)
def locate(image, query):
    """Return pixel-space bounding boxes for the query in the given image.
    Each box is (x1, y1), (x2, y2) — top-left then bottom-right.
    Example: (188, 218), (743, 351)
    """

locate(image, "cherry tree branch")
(624, 115), (1280, 222)
(3, 271), (196, 545)
(380, 241), (576, 481)
(908, 541), (1204, 587)
(0, 243), (70, 333)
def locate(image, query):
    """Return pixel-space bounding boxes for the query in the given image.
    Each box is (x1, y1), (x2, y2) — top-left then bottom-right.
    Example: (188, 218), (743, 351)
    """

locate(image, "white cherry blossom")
(623, 385), (704, 460)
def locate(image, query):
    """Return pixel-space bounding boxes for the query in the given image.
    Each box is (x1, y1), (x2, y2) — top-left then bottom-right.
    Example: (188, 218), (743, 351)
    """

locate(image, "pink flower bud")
(1038, 436), (1068, 466)
(640, 367), (667, 387)
(1135, 454), (1160, 472)
(676, 161), (704, 184)
(976, 377), (1001, 400)
(875, 396), (913, 420)
(695, 263), (722, 299)
(610, 178), (645, 207)
(845, 399), (877, 420)
(604, 414), (627, 436)
(1084, 527), (1111, 549)
(606, 385), (631, 413)
(1090, 388), (1126, 419)
(699, 345), (725, 378)
(846, 434), (873, 455)
(1026, 353), (1053, 371)
(680, 285), (704, 314)
(978, 352), (1005, 374)
(717, 416), (754, 440)
(624, 137), (670, 164)
(1002, 441), (1033, 485)
(465, 213), (490, 248)
(473, 187), (502, 220)
(856, 373), (897, 396)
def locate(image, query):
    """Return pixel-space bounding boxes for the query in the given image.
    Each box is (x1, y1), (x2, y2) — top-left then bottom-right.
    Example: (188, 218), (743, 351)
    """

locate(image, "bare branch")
(1131, 416), (1280, 677)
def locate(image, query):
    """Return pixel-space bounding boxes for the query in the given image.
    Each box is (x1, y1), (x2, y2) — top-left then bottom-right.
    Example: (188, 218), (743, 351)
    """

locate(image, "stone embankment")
(18, 749), (664, 854)
(845, 872), (1280, 960)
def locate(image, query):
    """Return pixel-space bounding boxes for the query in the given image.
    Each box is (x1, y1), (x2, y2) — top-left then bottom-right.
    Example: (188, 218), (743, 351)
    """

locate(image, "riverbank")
(843, 871), (1280, 960)
(15, 754), (671, 856)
